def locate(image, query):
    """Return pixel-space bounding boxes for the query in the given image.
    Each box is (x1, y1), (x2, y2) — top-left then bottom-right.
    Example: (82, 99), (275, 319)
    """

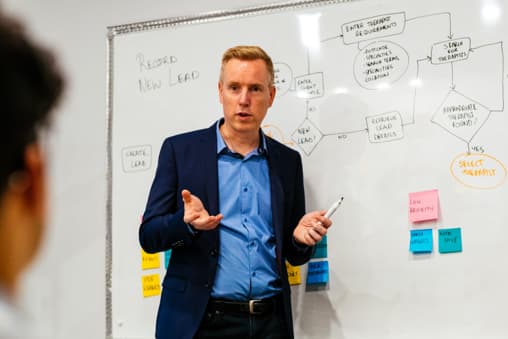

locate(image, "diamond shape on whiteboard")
(291, 119), (323, 156)
(431, 90), (490, 143)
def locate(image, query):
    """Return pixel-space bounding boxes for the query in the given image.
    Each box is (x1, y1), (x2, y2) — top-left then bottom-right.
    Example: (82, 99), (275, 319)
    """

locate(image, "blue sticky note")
(164, 250), (172, 269)
(306, 260), (329, 285)
(311, 235), (328, 259)
(409, 229), (433, 253)
(439, 228), (462, 253)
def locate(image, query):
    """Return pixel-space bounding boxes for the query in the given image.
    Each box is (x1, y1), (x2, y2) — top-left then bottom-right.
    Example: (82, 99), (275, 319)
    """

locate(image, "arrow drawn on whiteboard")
(406, 12), (452, 40)
(450, 62), (455, 89)
(320, 35), (342, 44)
(306, 47), (311, 74)
(323, 128), (367, 137)
(470, 41), (505, 112)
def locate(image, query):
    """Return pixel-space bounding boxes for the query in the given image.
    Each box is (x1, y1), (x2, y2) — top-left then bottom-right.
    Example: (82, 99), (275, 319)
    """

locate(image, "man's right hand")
(182, 189), (223, 231)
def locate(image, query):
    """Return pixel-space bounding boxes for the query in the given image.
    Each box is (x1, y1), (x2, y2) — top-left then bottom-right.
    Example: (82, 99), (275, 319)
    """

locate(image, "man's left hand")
(293, 211), (332, 246)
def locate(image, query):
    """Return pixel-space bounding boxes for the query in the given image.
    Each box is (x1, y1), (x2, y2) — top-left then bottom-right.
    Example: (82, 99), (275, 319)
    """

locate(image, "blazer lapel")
(267, 140), (284, 264)
(196, 124), (220, 248)
(199, 123), (220, 216)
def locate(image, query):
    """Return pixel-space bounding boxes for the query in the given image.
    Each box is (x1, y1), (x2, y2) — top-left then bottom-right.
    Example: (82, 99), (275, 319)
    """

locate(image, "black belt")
(207, 294), (281, 315)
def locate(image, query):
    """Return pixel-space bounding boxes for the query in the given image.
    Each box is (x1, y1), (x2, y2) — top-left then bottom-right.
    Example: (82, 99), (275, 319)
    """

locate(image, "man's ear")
(218, 81), (224, 105)
(22, 143), (46, 223)
(269, 85), (276, 106)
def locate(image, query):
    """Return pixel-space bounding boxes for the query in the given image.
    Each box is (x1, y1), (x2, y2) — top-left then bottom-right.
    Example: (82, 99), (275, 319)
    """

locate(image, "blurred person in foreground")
(0, 11), (64, 338)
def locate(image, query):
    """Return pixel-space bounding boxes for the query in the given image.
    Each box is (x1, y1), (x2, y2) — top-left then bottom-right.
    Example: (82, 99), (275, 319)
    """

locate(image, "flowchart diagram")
(266, 11), (507, 189)
(110, 3), (508, 338)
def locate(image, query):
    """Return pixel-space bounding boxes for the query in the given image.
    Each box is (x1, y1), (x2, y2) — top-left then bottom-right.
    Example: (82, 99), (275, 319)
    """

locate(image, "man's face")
(218, 58), (276, 135)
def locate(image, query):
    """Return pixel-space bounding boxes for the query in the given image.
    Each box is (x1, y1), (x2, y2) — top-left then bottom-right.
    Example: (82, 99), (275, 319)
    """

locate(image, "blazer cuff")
(292, 236), (312, 250)
(186, 223), (201, 237)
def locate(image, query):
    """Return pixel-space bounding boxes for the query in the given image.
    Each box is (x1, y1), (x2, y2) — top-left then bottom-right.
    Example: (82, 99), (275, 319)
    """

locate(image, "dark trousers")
(194, 295), (290, 339)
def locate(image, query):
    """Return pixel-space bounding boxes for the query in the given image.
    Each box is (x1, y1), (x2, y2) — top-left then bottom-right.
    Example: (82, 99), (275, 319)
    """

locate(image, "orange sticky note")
(286, 262), (301, 285)
(409, 189), (439, 223)
(141, 274), (161, 297)
(141, 249), (160, 270)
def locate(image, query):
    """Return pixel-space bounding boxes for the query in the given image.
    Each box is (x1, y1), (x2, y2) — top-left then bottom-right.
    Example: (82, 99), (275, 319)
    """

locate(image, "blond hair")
(219, 45), (274, 85)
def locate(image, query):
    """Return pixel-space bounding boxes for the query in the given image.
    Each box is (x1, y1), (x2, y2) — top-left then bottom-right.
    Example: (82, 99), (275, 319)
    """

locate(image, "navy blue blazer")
(139, 122), (313, 339)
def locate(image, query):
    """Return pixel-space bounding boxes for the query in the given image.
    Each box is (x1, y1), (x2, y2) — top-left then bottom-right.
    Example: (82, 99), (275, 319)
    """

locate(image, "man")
(139, 45), (332, 339)
(0, 12), (64, 337)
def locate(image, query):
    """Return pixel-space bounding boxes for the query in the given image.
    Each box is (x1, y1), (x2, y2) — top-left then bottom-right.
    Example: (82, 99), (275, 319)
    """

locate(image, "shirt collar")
(215, 119), (267, 156)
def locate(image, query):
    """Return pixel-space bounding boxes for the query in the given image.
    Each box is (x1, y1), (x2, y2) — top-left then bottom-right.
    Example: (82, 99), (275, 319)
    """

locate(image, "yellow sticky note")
(141, 249), (160, 270)
(141, 274), (161, 297)
(286, 262), (301, 285)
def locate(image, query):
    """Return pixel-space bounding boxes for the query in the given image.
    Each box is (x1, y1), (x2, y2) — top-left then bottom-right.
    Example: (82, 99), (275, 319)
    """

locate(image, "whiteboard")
(107, 0), (508, 338)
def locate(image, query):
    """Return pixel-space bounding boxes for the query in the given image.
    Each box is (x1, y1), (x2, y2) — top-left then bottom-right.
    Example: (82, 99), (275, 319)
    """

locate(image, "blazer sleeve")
(283, 151), (314, 266)
(139, 137), (196, 253)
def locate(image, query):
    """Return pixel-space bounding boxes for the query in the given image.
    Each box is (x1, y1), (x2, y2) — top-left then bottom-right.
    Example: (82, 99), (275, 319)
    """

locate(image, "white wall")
(1, 1), (283, 338)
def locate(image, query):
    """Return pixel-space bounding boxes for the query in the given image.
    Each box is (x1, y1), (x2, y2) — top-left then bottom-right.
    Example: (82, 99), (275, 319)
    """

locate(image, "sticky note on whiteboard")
(286, 262), (301, 285)
(307, 261), (329, 285)
(409, 229), (433, 253)
(438, 228), (462, 253)
(164, 250), (172, 269)
(409, 189), (439, 223)
(141, 274), (161, 297)
(311, 235), (327, 259)
(141, 249), (161, 270)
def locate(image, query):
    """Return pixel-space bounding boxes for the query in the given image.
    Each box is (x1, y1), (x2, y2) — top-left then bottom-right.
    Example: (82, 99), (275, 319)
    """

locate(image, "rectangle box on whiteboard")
(341, 12), (406, 44)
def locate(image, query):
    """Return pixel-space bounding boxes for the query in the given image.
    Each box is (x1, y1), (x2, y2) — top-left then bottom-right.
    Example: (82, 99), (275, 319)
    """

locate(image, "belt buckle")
(248, 299), (262, 315)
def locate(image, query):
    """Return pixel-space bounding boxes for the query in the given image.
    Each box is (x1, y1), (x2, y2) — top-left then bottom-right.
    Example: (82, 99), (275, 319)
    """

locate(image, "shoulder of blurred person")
(0, 288), (31, 338)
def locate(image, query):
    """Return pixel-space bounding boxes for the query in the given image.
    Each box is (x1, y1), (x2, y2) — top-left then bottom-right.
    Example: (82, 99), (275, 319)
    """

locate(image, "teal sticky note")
(164, 250), (172, 269)
(311, 235), (328, 259)
(439, 228), (462, 253)
(409, 229), (433, 253)
(306, 260), (329, 285)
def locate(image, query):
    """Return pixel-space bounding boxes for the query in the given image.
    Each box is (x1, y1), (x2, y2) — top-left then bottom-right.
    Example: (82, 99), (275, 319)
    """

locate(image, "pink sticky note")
(408, 189), (439, 223)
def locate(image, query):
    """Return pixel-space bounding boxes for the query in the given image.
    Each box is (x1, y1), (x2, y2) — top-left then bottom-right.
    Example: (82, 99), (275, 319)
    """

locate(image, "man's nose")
(239, 88), (250, 105)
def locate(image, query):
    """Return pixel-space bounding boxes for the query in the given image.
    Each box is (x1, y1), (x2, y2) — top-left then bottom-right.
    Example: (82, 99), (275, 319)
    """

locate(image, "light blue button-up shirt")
(211, 120), (281, 300)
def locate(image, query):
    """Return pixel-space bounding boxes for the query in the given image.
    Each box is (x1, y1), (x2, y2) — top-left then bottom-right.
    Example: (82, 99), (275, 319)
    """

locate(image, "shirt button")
(243, 188), (248, 192)
(252, 272), (256, 277)
(244, 218), (247, 222)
